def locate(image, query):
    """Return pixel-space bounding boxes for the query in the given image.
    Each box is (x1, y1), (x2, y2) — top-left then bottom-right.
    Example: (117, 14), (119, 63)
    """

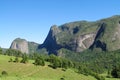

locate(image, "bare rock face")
(39, 25), (62, 54)
(89, 23), (107, 51)
(40, 22), (98, 54)
(10, 38), (29, 54)
(73, 33), (96, 52)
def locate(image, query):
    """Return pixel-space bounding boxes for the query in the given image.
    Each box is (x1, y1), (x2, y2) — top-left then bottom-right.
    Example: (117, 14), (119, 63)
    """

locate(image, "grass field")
(106, 78), (120, 80)
(0, 55), (96, 80)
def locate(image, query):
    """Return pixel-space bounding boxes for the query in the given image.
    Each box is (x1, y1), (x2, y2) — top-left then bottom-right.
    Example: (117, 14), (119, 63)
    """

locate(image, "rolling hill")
(0, 55), (96, 80)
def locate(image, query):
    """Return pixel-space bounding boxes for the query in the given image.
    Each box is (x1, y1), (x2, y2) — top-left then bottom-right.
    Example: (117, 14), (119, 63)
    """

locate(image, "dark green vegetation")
(0, 48), (2, 54)
(58, 48), (120, 79)
(34, 55), (45, 66)
(20, 54), (29, 63)
(111, 65), (120, 78)
(1, 71), (8, 76)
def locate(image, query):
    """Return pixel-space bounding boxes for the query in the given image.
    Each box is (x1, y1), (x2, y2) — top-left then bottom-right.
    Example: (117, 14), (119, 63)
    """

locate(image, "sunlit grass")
(0, 55), (96, 80)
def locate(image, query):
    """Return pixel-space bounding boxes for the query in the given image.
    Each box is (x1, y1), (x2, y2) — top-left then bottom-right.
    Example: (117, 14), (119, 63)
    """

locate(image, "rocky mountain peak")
(10, 38), (40, 54)
(40, 15), (120, 54)
(50, 25), (61, 37)
(10, 38), (29, 53)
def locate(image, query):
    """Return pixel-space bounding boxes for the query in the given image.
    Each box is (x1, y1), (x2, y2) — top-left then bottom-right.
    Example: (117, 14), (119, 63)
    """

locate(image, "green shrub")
(111, 65), (120, 78)
(34, 56), (45, 66)
(8, 58), (13, 62)
(1, 71), (8, 76)
(14, 57), (19, 63)
(20, 54), (28, 64)
(60, 77), (65, 80)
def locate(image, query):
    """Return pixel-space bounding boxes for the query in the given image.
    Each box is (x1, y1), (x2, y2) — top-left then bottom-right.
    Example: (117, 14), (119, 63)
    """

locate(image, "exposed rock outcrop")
(73, 33), (96, 52)
(39, 25), (62, 54)
(10, 38), (40, 54)
(10, 38), (29, 53)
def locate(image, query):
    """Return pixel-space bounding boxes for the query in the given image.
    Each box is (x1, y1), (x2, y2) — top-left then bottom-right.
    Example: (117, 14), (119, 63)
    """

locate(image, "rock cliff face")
(40, 15), (120, 54)
(10, 38), (29, 53)
(39, 25), (62, 54)
(72, 33), (96, 52)
(10, 38), (40, 54)
(39, 21), (98, 54)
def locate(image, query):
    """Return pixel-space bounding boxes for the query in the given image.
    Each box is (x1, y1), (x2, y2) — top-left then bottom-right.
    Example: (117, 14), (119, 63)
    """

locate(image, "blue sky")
(0, 0), (120, 48)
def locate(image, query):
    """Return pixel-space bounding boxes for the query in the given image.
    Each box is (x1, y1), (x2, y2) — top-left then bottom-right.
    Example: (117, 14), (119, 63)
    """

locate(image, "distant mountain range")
(10, 15), (120, 55)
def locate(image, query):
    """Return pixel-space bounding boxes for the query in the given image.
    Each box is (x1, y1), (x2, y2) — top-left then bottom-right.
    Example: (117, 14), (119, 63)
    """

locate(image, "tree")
(107, 69), (112, 78)
(16, 50), (23, 57)
(8, 58), (13, 62)
(21, 54), (28, 63)
(48, 54), (74, 69)
(14, 57), (19, 63)
(111, 65), (120, 78)
(48, 54), (63, 69)
(52, 57), (62, 69)
(94, 74), (105, 80)
(1, 71), (8, 76)
(0, 48), (2, 54)
(61, 59), (68, 69)
(78, 65), (84, 74)
(67, 60), (74, 68)
(5, 49), (22, 57)
(34, 56), (45, 66)
(48, 54), (56, 63)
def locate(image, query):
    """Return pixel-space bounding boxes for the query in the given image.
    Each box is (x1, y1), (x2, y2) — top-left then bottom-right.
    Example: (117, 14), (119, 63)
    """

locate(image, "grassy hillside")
(0, 55), (96, 80)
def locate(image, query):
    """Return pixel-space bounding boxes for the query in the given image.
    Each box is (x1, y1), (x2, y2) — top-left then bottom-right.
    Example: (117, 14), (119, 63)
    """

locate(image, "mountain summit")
(39, 15), (120, 54)
(10, 38), (39, 53)
(10, 38), (29, 53)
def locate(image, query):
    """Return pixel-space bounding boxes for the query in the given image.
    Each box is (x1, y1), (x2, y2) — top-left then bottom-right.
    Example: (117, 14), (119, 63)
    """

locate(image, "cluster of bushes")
(5, 49), (23, 57)
(111, 65), (120, 78)
(34, 55), (45, 66)
(77, 65), (105, 80)
(8, 54), (28, 64)
(47, 54), (74, 69)
(0, 48), (2, 55)
(1, 71), (8, 76)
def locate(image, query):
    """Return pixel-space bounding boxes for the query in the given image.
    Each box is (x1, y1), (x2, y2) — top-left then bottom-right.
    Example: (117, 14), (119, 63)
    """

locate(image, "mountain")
(10, 38), (29, 53)
(39, 15), (120, 54)
(10, 15), (120, 55)
(28, 42), (39, 53)
(10, 38), (39, 53)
